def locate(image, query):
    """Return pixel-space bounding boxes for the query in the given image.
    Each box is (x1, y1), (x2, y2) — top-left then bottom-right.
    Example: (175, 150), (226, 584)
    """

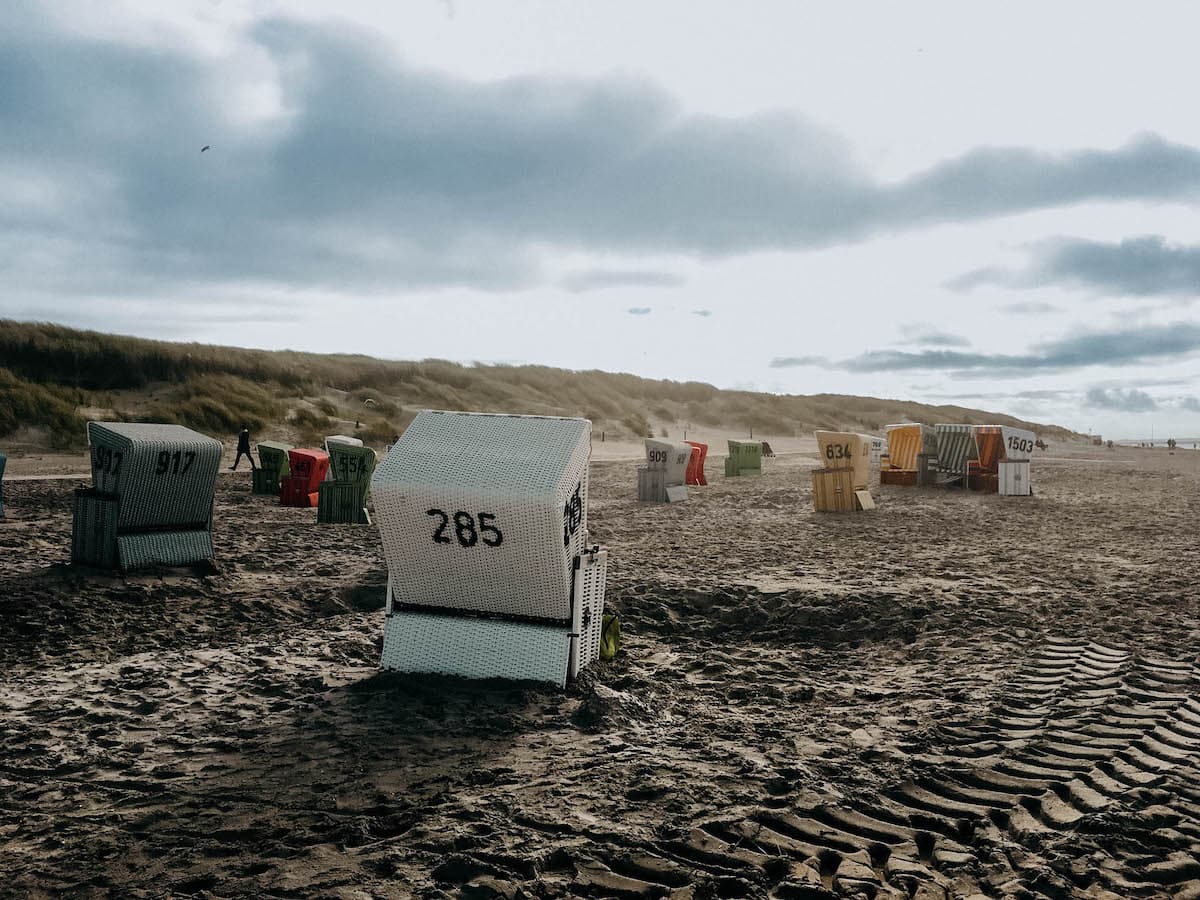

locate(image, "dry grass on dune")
(0, 318), (1080, 451)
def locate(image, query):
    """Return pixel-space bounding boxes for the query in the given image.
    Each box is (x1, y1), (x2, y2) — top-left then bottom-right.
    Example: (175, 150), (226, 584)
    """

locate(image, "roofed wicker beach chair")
(933, 424), (979, 488)
(684, 441), (708, 486)
(324, 434), (363, 454)
(815, 431), (875, 491)
(254, 440), (293, 495)
(880, 423), (935, 485)
(281, 448), (329, 507)
(318, 441), (377, 524)
(638, 438), (691, 502)
(372, 410), (608, 687)
(998, 426), (1036, 496)
(72, 423), (222, 571)
(725, 439), (762, 477)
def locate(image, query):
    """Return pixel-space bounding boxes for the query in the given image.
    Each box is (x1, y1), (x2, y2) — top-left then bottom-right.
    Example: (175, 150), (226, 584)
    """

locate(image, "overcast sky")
(4, 1), (1200, 438)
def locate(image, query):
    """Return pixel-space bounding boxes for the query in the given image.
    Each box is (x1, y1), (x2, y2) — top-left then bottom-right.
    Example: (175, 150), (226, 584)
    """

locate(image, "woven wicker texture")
(372, 411), (591, 621)
(381, 612), (573, 686)
(570, 550), (607, 679)
(327, 443), (377, 489)
(643, 439), (692, 486)
(280, 477), (317, 507)
(251, 469), (279, 495)
(117, 530), (214, 571)
(86, 422), (221, 530)
(71, 491), (120, 568)
(934, 424), (979, 483)
(257, 441), (293, 477)
(317, 481), (369, 524)
(725, 439), (762, 476)
(1000, 426), (1036, 461)
(637, 467), (668, 502)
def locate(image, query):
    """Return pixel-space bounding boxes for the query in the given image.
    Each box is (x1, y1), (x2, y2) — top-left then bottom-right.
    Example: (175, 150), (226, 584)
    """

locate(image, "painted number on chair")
(335, 456), (369, 478)
(93, 446), (123, 476)
(155, 450), (196, 476)
(562, 483), (582, 547)
(825, 443), (852, 461)
(427, 509), (503, 548)
(1007, 436), (1034, 454)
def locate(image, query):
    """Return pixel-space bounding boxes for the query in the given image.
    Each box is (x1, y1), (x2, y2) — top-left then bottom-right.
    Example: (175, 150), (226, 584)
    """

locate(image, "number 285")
(426, 509), (503, 548)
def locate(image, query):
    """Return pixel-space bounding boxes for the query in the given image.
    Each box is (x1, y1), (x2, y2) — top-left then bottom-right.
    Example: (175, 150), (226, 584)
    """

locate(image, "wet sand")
(1, 447), (1199, 898)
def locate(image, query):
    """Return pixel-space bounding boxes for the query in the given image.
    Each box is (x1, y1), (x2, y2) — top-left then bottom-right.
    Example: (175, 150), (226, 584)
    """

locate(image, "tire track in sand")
(569, 640), (1200, 899)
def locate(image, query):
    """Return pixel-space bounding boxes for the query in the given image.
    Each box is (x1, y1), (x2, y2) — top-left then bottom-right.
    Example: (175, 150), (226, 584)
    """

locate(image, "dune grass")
(0, 319), (1081, 450)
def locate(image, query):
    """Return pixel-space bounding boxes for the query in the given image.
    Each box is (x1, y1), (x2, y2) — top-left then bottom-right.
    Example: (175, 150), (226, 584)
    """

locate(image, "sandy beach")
(2, 445), (1199, 898)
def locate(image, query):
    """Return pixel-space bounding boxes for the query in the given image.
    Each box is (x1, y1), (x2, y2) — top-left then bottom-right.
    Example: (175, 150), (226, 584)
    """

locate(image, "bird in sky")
(200, 145), (211, 152)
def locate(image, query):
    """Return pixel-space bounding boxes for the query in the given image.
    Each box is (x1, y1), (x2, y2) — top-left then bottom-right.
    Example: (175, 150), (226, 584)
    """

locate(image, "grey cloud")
(692, 309), (713, 317)
(1180, 397), (1200, 412)
(6, 10), (1200, 302)
(952, 236), (1200, 298)
(924, 389), (1074, 402)
(626, 307), (652, 315)
(899, 325), (970, 347)
(1002, 301), (1061, 315)
(832, 321), (1200, 374)
(768, 356), (828, 368)
(561, 269), (685, 293)
(1084, 387), (1157, 412)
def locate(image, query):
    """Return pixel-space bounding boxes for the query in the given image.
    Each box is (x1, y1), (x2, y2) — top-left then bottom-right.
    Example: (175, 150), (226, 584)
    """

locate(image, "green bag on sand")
(600, 614), (621, 661)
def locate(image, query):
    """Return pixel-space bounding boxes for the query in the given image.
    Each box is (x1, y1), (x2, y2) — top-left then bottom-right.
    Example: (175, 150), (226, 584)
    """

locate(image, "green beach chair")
(254, 441), (293, 495)
(725, 439), (762, 477)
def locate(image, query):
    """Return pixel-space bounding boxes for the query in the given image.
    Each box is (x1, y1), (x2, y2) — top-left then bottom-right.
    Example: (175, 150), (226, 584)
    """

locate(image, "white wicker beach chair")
(73, 422), (222, 571)
(324, 434), (364, 450)
(639, 438), (691, 502)
(371, 410), (608, 687)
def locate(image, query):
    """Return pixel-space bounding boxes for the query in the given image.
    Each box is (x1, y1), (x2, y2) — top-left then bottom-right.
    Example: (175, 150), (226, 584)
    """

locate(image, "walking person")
(231, 425), (257, 471)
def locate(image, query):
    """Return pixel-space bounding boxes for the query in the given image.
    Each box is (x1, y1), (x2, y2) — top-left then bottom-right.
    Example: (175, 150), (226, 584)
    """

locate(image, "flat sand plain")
(1, 446), (1199, 899)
